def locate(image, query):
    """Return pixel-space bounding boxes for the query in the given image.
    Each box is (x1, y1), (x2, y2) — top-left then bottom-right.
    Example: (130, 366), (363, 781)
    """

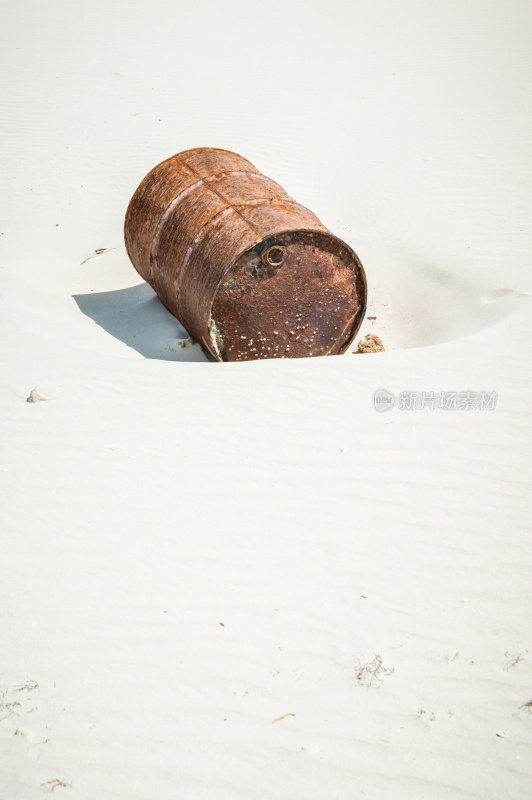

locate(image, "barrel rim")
(207, 227), (367, 360)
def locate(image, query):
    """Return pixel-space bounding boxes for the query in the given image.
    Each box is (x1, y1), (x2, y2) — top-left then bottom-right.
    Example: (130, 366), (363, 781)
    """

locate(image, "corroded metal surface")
(124, 148), (367, 361)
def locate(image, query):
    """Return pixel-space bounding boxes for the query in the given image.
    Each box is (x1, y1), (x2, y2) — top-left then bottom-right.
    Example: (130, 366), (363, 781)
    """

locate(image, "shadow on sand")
(73, 283), (209, 362)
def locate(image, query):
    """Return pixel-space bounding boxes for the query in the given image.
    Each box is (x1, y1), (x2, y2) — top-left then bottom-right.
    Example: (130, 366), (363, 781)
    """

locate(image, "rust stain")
(124, 148), (367, 361)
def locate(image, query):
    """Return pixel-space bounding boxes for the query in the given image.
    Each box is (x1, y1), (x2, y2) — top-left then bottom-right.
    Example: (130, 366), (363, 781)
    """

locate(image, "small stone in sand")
(357, 334), (385, 353)
(26, 387), (50, 403)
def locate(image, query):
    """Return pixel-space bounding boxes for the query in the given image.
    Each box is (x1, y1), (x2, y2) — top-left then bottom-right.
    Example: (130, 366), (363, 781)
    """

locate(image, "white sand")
(1, 1), (531, 797)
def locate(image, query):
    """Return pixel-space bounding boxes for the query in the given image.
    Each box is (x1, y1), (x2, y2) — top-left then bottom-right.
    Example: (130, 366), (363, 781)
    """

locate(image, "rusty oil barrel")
(124, 148), (367, 361)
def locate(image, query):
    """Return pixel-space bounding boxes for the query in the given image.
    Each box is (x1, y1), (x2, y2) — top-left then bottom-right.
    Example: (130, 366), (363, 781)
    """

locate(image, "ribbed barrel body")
(125, 148), (366, 361)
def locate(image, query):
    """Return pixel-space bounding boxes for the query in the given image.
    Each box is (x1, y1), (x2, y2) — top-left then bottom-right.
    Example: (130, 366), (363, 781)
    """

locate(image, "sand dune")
(1, 1), (531, 798)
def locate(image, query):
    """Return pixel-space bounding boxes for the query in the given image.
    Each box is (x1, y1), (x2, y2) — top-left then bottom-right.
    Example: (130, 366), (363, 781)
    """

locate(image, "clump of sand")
(357, 334), (385, 353)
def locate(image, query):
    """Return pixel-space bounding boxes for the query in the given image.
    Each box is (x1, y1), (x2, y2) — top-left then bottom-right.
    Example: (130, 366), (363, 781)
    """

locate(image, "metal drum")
(124, 147), (367, 361)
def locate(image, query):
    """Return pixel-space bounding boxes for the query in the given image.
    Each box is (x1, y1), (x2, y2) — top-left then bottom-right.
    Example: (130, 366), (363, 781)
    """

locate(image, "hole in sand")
(356, 258), (525, 351)
(73, 259), (526, 360)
